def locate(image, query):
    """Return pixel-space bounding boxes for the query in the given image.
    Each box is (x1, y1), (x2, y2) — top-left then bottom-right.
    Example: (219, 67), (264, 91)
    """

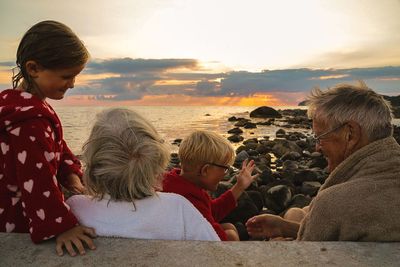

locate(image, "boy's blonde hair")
(82, 108), (170, 203)
(179, 130), (235, 171)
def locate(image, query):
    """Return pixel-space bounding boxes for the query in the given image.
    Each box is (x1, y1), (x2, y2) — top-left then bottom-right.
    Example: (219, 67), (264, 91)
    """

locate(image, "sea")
(54, 105), (400, 155)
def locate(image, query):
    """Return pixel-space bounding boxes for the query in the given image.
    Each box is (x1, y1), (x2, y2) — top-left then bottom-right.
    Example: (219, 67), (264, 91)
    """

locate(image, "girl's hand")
(56, 225), (97, 256)
(65, 173), (85, 194)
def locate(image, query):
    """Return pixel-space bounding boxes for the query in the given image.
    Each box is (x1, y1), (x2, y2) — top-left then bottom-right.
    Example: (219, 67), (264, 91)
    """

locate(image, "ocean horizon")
(55, 105), (400, 155)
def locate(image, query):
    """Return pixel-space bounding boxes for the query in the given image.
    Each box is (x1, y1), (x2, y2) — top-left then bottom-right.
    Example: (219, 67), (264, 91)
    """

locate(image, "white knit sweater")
(66, 192), (220, 241)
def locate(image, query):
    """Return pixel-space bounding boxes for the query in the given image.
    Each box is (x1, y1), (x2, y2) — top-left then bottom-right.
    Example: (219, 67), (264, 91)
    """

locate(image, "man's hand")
(56, 225), (97, 256)
(246, 214), (300, 239)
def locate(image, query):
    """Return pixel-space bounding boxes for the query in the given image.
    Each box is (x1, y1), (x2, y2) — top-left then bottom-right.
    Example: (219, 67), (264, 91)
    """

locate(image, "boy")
(163, 130), (259, 241)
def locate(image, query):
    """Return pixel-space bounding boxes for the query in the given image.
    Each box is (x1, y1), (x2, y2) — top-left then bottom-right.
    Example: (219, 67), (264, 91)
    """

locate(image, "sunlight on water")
(55, 105), (399, 155)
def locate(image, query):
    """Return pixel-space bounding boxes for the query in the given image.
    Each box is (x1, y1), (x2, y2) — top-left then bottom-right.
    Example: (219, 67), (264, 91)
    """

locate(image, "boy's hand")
(64, 173), (85, 194)
(56, 225), (97, 256)
(230, 159), (259, 200)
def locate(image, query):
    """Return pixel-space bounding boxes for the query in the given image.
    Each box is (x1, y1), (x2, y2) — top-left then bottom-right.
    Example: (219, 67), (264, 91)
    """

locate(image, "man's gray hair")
(307, 81), (393, 141)
(82, 108), (170, 203)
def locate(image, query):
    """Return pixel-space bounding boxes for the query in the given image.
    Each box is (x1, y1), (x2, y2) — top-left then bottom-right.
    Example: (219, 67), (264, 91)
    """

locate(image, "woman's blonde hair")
(179, 130), (235, 171)
(82, 108), (170, 203)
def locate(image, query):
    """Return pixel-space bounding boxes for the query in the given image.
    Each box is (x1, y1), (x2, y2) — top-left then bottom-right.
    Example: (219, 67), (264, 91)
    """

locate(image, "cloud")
(85, 58), (199, 74)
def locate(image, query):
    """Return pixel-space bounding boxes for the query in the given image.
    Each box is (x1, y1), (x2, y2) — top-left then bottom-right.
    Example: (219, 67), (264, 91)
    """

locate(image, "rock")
(272, 139), (302, 158)
(246, 190), (264, 211)
(300, 181), (321, 197)
(234, 222), (250, 241)
(276, 129), (286, 138)
(262, 185), (292, 214)
(222, 192), (259, 224)
(258, 168), (275, 186)
(281, 151), (301, 161)
(235, 150), (250, 162)
(205, 114), (211, 116)
(256, 144), (270, 154)
(228, 134), (244, 143)
(244, 122), (257, 129)
(244, 142), (258, 150)
(250, 106), (282, 118)
(282, 160), (299, 172)
(228, 116), (238, 121)
(308, 156), (328, 169)
(228, 127), (243, 134)
(289, 194), (312, 209)
(210, 182), (232, 198)
(292, 169), (319, 185)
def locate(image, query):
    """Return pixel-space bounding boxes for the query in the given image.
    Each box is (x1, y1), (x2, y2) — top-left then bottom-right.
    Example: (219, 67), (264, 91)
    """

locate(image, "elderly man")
(246, 82), (400, 241)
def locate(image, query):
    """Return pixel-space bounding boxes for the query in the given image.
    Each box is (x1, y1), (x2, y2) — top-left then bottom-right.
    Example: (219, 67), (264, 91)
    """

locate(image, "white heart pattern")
(36, 163), (43, 169)
(7, 184), (18, 192)
(43, 191), (50, 197)
(1, 142), (10, 155)
(6, 223), (15, 233)
(55, 217), (62, 223)
(64, 202), (71, 211)
(17, 150), (27, 164)
(29, 136), (36, 142)
(29, 227), (33, 233)
(21, 106), (34, 112)
(11, 197), (19, 206)
(4, 120), (10, 125)
(24, 179), (34, 193)
(0, 208), (4, 214)
(53, 175), (58, 186)
(21, 92), (32, 99)
(64, 160), (73, 165)
(36, 209), (45, 220)
(10, 127), (21, 136)
(44, 151), (55, 162)
(0, 174), (3, 180)
(45, 132), (50, 138)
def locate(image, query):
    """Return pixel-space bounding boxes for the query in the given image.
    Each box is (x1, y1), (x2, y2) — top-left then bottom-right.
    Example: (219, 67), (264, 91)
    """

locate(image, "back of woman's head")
(13, 20), (89, 90)
(82, 108), (170, 202)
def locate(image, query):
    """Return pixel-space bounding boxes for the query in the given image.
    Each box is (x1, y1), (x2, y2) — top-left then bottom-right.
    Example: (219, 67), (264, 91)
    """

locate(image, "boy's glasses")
(206, 162), (230, 174)
(313, 123), (347, 144)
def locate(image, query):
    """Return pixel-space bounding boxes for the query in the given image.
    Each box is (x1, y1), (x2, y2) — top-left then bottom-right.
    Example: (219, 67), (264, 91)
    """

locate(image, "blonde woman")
(66, 108), (220, 241)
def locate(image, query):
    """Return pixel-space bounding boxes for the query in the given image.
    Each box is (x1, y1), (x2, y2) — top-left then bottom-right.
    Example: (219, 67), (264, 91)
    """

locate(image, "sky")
(0, 0), (399, 106)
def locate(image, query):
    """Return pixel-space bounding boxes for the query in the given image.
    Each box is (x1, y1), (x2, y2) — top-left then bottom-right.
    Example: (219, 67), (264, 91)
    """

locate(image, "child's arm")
(58, 139), (84, 192)
(230, 159), (259, 201)
(9, 120), (84, 243)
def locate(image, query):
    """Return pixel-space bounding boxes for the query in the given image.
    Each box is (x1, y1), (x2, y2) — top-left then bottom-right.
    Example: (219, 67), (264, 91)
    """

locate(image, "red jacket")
(163, 168), (236, 240)
(0, 89), (81, 243)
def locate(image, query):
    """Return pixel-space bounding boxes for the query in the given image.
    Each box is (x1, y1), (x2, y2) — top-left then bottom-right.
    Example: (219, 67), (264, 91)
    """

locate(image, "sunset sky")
(0, 0), (399, 106)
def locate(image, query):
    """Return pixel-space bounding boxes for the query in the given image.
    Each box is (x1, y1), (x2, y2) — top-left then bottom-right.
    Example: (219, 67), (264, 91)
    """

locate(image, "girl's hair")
(12, 20), (89, 92)
(179, 130), (235, 171)
(82, 108), (170, 203)
(307, 81), (393, 142)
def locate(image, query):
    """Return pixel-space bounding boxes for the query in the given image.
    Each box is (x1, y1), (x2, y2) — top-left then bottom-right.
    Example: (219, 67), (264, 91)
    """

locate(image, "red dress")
(163, 168), (237, 240)
(0, 89), (82, 243)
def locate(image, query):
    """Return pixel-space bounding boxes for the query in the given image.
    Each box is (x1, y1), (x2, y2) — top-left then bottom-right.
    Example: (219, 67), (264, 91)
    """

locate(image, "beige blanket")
(297, 137), (400, 241)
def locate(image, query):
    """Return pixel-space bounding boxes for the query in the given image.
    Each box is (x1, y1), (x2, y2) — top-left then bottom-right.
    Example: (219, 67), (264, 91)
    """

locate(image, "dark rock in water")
(210, 182), (232, 198)
(295, 140), (309, 149)
(246, 190), (264, 211)
(276, 129), (286, 138)
(228, 127), (243, 134)
(282, 160), (299, 172)
(287, 134), (298, 141)
(281, 151), (301, 161)
(235, 150), (250, 162)
(222, 191), (259, 224)
(228, 116), (238, 121)
(236, 145), (246, 154)
(272, 139), (302, 158)
(311, 152), (322, 158)
(292, 169), (319, 185)
(234, 222), (250, 241)
(250, 106), (282, 118)
(228, 134), (244, 143)
(234, 118), (251, 127)
(244, 142), (258, 150)
(243, 138), (258, 144)
(289, 194), (312, 209)
(247, 149), (259, 157)
(300, 181), (321, 197)
(308, 156), (328, 169)
(261, 185), (292, 214)
(256, 144), (270, 154)
(258, 168), (275, 186)
(244, 122), (257, 129)
(205, 114), (211, 116)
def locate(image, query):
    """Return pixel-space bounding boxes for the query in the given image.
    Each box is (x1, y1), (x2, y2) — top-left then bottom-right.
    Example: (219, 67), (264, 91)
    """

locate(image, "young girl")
(66, 108), (220, 241)
(0, 20), (96, 256)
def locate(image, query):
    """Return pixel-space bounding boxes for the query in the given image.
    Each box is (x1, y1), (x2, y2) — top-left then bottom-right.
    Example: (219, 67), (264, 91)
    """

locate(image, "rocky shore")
(168, 106), (400, 240)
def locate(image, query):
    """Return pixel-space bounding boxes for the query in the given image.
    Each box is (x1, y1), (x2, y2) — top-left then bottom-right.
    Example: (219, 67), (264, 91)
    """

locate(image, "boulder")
(250, 106), (282, 118)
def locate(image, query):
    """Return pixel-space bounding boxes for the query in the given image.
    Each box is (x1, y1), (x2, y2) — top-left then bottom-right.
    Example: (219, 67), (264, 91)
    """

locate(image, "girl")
(0, 20), (96, 256)
(66, 108), (220, 241)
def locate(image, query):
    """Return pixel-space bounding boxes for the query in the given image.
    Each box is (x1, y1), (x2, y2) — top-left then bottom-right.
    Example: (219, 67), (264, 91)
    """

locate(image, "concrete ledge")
(1, 233), (400, 266)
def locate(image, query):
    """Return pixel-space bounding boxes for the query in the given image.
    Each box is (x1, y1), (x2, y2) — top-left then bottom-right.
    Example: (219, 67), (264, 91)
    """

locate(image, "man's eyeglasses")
(313, 123), (347, 144)
(206, 162), (230, 173)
